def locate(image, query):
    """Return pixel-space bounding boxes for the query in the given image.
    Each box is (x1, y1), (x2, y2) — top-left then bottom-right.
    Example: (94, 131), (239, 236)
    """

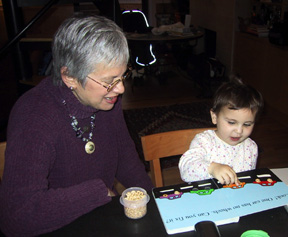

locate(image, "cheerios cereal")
(124, 190), (145, 201)
(124, 205), (147, 219)
(121, 189), (148, 219)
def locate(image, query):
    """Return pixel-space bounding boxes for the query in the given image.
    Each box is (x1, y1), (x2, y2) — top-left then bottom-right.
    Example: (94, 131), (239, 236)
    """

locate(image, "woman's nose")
(112, 80), (125, 94)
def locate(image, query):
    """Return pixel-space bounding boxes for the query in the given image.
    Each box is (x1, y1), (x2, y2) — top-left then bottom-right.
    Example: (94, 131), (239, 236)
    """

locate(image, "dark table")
(42, 191), (288, 237)
(125, 31), (204, 44)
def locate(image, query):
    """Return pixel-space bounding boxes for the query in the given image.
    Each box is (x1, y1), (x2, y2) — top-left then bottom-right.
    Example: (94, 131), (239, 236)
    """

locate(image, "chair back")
(141, 127), (216, 187)
(122, 10), (150, 33)
(0, 141), (6, 181)
(121, 10), (156, 67)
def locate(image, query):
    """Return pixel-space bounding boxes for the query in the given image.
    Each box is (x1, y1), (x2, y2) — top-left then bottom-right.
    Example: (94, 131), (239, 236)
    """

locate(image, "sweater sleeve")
(0, 106), (111, 236)
(112, 100), (153, 191)
(178, 132), (212, 182)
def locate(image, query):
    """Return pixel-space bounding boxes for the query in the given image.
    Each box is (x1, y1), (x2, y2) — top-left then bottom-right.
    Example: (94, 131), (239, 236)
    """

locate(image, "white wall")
(189, 0), (237, 75)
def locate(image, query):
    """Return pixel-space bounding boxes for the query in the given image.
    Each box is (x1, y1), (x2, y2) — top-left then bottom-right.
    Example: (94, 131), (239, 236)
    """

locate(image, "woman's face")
(72, 64), (127, 110)
(210, 106), (256, 146)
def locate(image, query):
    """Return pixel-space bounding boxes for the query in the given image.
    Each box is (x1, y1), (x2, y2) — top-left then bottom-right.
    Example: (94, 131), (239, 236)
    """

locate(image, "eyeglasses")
(87, 66), (132, 92)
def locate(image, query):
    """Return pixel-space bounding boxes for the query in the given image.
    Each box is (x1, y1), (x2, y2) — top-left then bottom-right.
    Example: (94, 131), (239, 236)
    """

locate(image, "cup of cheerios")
(120, 187), (150, 219)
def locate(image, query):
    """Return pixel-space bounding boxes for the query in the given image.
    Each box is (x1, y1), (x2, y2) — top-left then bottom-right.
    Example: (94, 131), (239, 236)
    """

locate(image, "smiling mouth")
(105, 96), (118, 104)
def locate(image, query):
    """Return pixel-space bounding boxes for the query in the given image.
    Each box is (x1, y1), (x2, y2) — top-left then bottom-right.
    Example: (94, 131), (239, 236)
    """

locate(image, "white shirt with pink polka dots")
(178, 130), (258, 183)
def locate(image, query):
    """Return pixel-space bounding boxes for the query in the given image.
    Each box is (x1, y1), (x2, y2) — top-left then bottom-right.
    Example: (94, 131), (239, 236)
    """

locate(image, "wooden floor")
(121, 67), (207, 110)
(121, 67), (288, 188)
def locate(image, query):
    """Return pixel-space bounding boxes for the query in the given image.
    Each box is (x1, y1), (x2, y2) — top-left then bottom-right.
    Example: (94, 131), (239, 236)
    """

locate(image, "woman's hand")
(107, 188), (115, 197)
(208, 162), (240, 185)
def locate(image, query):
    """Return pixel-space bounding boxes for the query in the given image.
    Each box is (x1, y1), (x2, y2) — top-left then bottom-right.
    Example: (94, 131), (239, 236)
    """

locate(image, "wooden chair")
(141, 127), (216, 187)
(0, 141), (6, 182)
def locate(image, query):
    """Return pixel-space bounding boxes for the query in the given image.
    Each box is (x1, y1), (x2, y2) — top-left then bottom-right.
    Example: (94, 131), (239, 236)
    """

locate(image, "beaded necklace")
(63, 99), (96, 154)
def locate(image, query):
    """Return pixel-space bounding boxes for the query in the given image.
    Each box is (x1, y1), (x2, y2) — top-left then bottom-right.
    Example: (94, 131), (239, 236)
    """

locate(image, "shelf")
(253, 0), (288, 21)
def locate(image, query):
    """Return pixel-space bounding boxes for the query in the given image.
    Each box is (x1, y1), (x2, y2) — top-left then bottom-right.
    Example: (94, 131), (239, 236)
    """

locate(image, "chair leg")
(150, 159), (163, 187)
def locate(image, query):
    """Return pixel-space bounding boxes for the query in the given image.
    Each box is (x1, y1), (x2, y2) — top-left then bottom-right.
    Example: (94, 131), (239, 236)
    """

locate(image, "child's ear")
(210, 109), (217, 125)
(61, 66), (77, 89)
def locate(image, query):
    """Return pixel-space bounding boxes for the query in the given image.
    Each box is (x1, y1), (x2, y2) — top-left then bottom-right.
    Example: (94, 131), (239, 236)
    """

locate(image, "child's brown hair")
(211, 76), (264, 120)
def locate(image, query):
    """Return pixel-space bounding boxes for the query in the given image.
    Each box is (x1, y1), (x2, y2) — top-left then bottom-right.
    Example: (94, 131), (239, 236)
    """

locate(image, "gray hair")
(52, 15), (129, 86)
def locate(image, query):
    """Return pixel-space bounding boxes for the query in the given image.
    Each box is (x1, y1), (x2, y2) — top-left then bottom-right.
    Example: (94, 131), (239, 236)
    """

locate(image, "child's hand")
(208, 162), (240, 185)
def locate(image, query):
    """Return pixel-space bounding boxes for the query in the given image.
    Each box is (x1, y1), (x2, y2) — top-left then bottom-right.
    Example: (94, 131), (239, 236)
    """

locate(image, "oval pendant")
(85, 141), (95, 154)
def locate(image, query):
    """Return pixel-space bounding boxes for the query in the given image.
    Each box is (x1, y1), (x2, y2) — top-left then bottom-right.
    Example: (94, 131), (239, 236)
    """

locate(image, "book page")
(153, 168), (288, 235)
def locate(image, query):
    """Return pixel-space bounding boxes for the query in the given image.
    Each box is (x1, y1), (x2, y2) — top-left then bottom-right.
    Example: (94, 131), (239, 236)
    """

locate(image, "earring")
(70, 86), (74, 91)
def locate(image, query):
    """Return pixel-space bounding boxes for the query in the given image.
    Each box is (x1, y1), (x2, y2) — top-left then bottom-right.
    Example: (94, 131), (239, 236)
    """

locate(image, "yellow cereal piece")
(125, 190), (145, 201)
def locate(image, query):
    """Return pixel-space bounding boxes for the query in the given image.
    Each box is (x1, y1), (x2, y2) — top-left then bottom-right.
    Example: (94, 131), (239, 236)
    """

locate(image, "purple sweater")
(0, 77), (153, 236)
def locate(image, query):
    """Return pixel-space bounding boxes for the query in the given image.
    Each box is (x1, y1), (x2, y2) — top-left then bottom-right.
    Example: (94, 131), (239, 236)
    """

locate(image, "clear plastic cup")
(119, 187), (150, 219)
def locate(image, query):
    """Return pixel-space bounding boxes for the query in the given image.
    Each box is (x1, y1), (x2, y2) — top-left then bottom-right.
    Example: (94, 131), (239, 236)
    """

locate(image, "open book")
(152, 168), (288, 235)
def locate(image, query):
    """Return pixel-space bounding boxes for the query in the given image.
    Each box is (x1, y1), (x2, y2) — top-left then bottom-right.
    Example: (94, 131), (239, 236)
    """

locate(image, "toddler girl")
(179, 77), (264, 185)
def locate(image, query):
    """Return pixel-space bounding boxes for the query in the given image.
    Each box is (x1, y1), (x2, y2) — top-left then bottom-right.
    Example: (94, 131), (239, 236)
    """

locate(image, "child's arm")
(179, 131), (241, 184)
(179, 133), (212, 182)
(208, 162), (240, 185)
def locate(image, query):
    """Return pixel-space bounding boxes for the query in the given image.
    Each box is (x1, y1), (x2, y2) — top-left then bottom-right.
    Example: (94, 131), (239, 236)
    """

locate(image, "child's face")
(210, 106), (256, 146)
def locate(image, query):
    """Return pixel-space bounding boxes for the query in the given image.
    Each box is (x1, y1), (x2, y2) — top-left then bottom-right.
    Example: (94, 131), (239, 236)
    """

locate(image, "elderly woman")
(0, 15), (153, 236)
